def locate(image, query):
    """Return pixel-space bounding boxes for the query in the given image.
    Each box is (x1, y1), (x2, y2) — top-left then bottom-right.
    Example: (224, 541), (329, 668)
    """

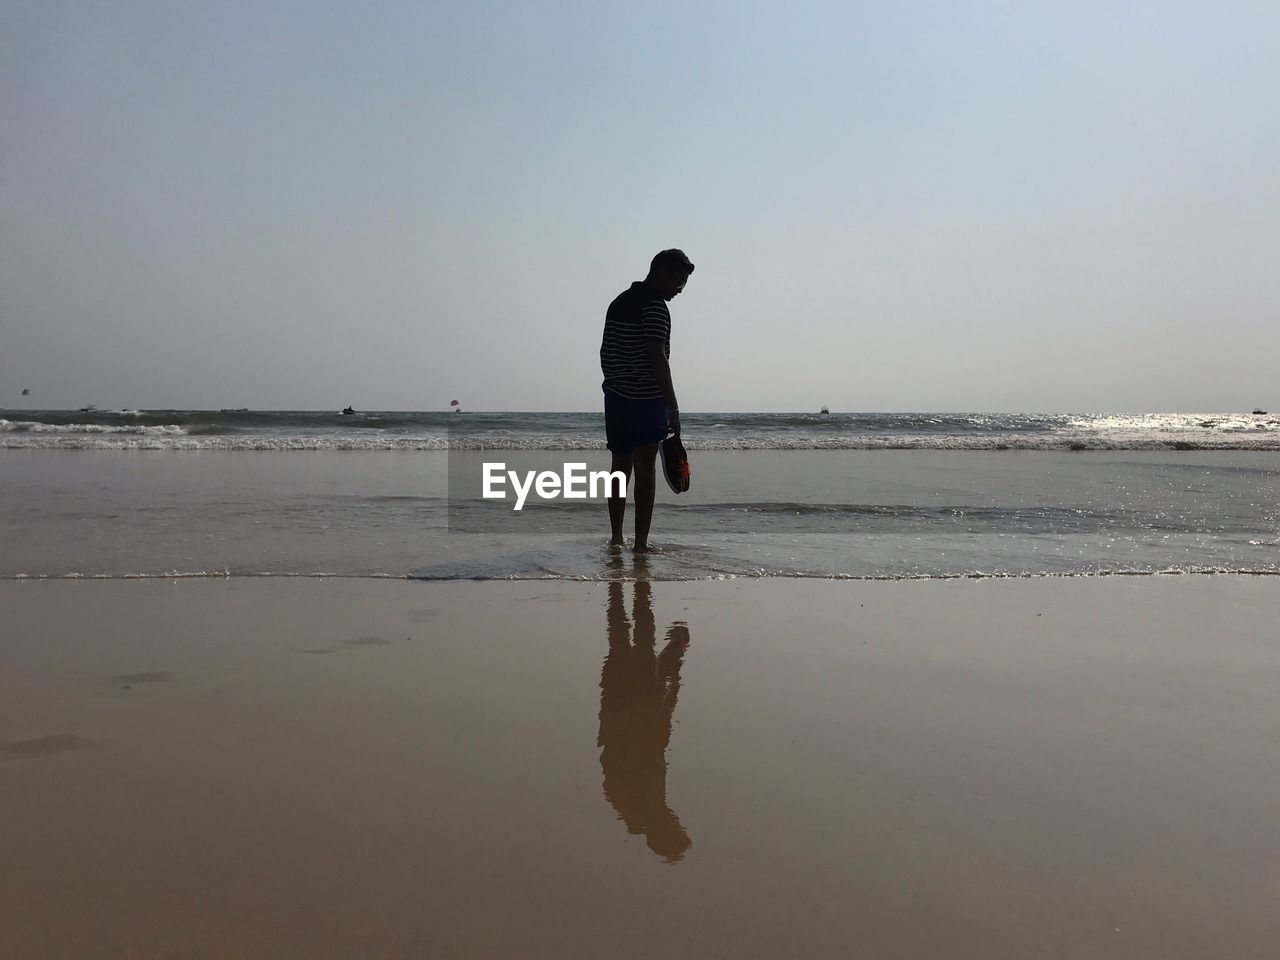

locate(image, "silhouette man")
(600, 249), (694, 552)
(597, 580), (691, 862)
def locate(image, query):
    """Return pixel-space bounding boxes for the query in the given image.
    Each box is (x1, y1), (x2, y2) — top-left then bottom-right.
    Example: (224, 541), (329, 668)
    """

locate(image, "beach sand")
(2, 575), (1278, 958)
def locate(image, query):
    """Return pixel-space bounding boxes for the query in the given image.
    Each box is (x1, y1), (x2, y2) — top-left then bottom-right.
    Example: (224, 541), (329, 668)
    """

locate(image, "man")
(600, 249), (694, 552)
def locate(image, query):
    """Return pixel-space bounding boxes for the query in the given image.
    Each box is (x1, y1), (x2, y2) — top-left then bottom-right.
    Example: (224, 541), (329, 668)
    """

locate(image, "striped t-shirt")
(600, 281), (671, 400)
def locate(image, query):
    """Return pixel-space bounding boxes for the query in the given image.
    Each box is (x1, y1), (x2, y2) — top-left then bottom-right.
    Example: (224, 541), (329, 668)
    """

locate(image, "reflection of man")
(598, 580), (691, 862)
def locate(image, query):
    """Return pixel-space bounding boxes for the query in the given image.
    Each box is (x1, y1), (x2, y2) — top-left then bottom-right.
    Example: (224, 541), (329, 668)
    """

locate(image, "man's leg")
(631, 442), (660, 552)
(608, 450), (633, 546)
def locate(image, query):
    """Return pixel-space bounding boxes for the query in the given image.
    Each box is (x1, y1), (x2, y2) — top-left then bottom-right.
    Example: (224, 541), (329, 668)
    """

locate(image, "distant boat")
(219, 408), (249, 413)
(79, 404), (97, 413)
(342, 406), (356, 416)
(820, 405), (830, 415)
(1254, 408), (1268, 415)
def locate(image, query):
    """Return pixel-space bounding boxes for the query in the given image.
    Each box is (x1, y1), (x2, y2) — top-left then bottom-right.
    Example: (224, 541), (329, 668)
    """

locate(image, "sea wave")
(4, 432), (1280, 451)
(1066, 413), (1279, 434)
(0, 419), (188, 436)
(3, 410), (1278, 451)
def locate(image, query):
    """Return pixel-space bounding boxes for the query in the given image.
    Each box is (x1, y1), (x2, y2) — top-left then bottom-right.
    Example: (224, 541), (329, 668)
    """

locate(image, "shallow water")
(2, 448), (1276, 579)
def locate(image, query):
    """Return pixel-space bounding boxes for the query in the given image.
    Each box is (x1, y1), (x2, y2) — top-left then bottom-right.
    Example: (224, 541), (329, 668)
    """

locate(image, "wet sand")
(2, 575), (1278, 958)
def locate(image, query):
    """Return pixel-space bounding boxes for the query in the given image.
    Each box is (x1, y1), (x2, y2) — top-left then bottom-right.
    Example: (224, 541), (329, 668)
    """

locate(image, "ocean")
(2, 410), (1277, 580)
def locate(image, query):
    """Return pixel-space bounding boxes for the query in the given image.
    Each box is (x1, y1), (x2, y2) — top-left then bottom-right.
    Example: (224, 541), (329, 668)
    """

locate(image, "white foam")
(3, 411), (1278, 451)
(5, 432), (1280, 451)
(0, 419), (187, 436)
(2, 568), (1275, 583)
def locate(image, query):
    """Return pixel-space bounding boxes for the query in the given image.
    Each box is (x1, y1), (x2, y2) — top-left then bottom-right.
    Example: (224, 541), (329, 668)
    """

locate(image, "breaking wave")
(3, 410), (1278, 451)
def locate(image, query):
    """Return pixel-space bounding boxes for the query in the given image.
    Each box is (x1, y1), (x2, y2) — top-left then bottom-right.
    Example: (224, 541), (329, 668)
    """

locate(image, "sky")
(1, 0), (1277, 412)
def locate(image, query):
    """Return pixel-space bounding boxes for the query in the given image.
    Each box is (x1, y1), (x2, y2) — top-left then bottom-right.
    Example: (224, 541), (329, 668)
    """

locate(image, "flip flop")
(661, 435), (691, 494)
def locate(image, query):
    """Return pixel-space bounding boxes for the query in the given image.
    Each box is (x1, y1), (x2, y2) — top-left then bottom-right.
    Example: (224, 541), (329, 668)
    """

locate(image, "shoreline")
(4, 568), (1280, 581)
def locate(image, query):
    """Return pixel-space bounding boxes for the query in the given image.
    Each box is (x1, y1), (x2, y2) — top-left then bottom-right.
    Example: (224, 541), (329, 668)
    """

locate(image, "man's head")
(646, 248), (695, 301)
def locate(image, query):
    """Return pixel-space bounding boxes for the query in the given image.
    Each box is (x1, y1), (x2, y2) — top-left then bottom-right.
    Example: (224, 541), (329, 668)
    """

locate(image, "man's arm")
(645, 340), (680, 436)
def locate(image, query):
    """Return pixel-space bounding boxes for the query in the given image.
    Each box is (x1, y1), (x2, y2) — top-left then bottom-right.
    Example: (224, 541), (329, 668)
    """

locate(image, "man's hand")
(645, 340), (679, 434)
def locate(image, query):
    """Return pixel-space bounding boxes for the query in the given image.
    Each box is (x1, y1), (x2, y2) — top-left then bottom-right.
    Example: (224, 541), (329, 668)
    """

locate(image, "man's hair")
(649, 248), (695, 276)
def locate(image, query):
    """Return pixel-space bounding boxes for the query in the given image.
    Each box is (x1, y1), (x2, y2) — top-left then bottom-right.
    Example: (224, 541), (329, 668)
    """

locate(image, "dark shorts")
(604, 391), (668, 453)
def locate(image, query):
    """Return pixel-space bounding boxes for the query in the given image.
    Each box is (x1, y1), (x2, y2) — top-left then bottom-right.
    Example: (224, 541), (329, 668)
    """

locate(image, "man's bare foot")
(608, 538), (625, 550)
(632, 542), (663, 555)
